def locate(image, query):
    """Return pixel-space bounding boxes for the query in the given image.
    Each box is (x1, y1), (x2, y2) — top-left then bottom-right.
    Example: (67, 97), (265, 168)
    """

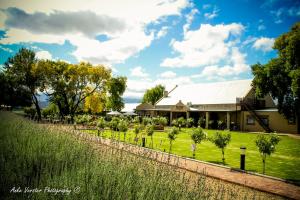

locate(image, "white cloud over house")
(252, 37), (275, 52)
(130, 66), (149, 78)
(0, 0), (190, 65)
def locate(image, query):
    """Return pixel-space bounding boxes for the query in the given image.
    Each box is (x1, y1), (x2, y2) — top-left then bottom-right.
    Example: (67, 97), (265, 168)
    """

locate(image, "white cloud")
(195, 47), (249, 79)
(0, 0), (189, 65)
(36, 50), (53, 60)
(161, 23), (244, 68)
(159, 71), (176, 78)
(204, 6), (219, 19)
(130, 66), (149, 78)
(183, 8), (199, 33)
(253, 37), (274, 52)
(156, 26), (169, 39)
(202, 4), (211, 9)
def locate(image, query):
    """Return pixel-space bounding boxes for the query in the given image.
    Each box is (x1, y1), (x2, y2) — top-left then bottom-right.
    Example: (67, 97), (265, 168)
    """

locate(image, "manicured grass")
(1, 112), (278, 200)
(86, 127), (300, 183)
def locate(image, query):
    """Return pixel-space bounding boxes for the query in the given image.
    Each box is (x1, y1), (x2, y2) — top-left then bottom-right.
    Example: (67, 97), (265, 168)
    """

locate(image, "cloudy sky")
(0, 0), (299, 101)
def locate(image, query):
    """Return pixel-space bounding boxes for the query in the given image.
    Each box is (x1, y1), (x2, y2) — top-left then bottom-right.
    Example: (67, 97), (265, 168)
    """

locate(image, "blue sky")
(0, 0), (299, 100)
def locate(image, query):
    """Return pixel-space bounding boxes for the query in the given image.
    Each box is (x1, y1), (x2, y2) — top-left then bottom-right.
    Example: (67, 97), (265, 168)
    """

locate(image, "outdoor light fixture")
(240, 146), (246, 170)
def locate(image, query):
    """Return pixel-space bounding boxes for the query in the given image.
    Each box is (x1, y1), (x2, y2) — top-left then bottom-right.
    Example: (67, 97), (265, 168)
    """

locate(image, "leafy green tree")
(142, 84), (165, 105)
(251, 22), (300, 133)
(172, 117), (186, 130)
(145, 124), (155, 148)
(4, 48), (43, 120)
(255, 134), (280, 174)
(142, 117), (152, 126)
(191, 128), (207, 158)
(106, 76), (127, 111)
(211, 132), (231, 164)
(42, 103), (58, 119)
(0, 71), (32, 108)
(118, 119), (128, 141)
(40, 60), (111, 122)
(168, 127), (179, 153)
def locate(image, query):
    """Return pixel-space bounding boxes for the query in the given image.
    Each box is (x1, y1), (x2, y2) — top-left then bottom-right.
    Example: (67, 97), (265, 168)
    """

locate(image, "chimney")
(164, 90), (168, 97)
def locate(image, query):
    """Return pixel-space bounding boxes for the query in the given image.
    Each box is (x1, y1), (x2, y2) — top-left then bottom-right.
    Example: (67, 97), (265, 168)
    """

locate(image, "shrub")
(118, 119), (128, 141)
(97, 117), (106, 129)
(41, 103), (58, 118)
(186, 118), (194, 128)
(24, 107), (36, 118)
(142, 117), (152, 126)
(198, 117), (205, 128)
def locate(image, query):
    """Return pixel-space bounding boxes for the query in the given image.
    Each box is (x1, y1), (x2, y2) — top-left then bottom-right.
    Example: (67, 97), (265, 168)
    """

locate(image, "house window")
(260, 116), (269, 126)
(247, 115), (255, 125)
(288, 117), (296, 125)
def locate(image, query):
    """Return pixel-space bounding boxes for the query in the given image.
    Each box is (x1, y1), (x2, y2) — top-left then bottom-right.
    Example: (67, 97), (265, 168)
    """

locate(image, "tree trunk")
(222, 149), (225, 164)
(169, 141), (172, 153)
(262, 154), (266, 174)
(151, 136), (153, 148)
(124, 132), (126, 142)
(32, 94), (41, 121)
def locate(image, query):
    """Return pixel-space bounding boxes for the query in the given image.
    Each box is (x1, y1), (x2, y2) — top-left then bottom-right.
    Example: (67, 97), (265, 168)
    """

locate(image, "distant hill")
(123, 97), (141, 104)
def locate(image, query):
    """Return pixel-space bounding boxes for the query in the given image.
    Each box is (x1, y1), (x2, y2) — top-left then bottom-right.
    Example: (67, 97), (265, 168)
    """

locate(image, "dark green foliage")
(142, 85), (165, 105)
(106, 76), (127, 111)
(251, 22), (300, 133)
(186, 118), (194, 128)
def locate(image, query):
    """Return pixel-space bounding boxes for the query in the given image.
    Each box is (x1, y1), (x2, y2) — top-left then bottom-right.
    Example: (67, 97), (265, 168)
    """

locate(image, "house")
(135, 79), (298, 134)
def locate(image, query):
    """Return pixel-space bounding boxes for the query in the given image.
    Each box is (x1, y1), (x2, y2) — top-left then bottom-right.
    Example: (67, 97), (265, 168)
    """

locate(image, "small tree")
(211, 132), (231, 164)
(177, 117), (186, 130)
(190, 128), (207, 158)
(97, 117), (106, 130)
(158, 117), (168, 129)
(255, 134), (280, 174)
(142, 117), (152, 126)
(186, 118), (194, 128)
(133, 124), (141, 144)
(145, 124), (155, 148)
(117, 119), (128, 141)
(168, 127), (179, 153)
(109, 117), (119, 139)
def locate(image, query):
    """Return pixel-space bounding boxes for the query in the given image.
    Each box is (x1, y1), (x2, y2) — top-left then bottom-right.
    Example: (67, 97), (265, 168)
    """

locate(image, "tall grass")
(0, 112), (281, 200)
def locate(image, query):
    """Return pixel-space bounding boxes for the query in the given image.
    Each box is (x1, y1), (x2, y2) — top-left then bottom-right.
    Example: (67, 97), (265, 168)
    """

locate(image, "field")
(85, 126), (300, 183)
(0, 112), (282, 199)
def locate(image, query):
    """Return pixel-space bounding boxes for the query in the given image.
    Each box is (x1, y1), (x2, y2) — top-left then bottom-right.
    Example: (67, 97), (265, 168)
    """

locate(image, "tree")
(84, 91), (106, 114)
(198, 117), (205, 128)
(145, 124), (155, 148)
(117, 119), (128, 141)
(251, 22), (300, 133)
(142, 85), (165, 105)
(0, 70), (32, 108)
(190, 128), (207, 158)
(133, 124), (141, 144)
(168, 127), (179, 153)
(109, 117), (119, 139)
(211, 132), (231, 164)
(177, 117), (186, 130)
(40, 60), (111, 122)
(106, 76), (127, 111)
(97, 117), (106, 130)
(255, 134), (280, 174)
(4, 48), (43, 120)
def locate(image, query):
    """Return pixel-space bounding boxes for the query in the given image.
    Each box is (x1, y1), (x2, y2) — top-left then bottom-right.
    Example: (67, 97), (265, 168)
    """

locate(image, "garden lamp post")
(240, 146), (246, 170)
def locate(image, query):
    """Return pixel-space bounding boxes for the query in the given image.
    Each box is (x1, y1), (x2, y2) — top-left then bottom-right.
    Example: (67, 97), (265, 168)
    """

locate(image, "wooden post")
(205, 112), (209, 129)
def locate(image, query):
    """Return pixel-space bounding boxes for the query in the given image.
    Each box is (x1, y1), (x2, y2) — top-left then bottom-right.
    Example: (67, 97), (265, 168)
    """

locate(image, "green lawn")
(85, 127), (300, 183)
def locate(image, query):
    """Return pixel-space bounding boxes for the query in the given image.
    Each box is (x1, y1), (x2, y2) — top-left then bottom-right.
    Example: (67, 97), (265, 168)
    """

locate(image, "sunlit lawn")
(86, 127), (300, 183)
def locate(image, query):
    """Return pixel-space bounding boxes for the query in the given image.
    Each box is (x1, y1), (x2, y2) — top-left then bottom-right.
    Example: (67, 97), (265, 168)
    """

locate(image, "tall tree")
(142, 84), (165, 105)
(4, 48), (43, 120)
(251, 22), (300, 133)
(106, 76), (127, 111)
(40, 60), (111, 121)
